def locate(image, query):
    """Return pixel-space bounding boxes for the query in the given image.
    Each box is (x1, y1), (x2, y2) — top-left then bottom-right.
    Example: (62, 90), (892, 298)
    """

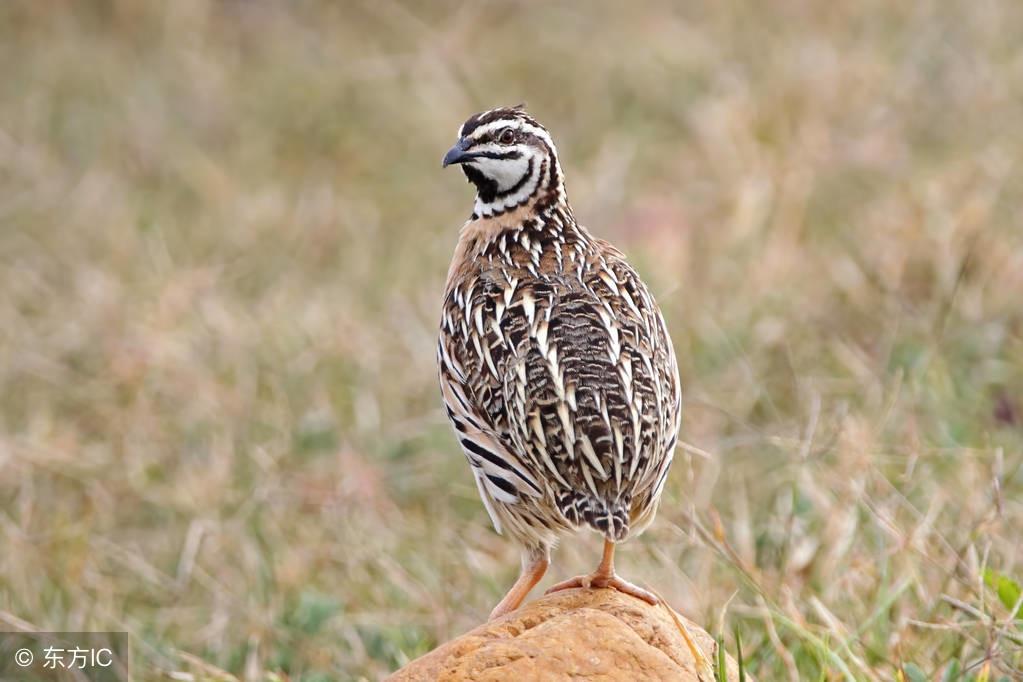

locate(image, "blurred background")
(1, 1), (1022, 679)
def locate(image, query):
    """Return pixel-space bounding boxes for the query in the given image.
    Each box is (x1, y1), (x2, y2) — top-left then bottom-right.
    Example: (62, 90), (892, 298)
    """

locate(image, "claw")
(545, 572), (658, 605)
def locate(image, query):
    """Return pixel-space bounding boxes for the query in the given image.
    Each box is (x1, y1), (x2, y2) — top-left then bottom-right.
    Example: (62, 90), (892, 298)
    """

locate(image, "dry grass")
(2, 1), (1022, 679)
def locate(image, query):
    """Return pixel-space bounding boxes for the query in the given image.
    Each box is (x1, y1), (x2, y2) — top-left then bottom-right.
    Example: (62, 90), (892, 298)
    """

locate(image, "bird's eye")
(499, 129), (515, 144)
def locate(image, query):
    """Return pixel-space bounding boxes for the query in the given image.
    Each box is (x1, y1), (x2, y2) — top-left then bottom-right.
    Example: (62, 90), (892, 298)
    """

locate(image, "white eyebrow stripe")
(469, 120), (555, 148)
(519, 123), (554, 146)
(469, 120), (512, 139)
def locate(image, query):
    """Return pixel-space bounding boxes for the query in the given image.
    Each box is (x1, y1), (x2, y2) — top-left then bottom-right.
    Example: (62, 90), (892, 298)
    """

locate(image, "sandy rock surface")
(388, 588), (745, 681)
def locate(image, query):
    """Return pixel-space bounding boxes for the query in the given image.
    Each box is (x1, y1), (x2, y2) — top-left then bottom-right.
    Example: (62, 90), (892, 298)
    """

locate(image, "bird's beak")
(442, 138), (475, 167)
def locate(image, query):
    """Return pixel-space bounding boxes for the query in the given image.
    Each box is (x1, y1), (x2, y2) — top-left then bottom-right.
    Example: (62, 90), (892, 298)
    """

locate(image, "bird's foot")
(544, 572), (658, 605)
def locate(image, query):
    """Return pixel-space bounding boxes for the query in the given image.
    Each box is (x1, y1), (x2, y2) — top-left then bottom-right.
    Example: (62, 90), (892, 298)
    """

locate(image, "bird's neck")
(469, 193), (578, 241)
(445, 199), (589, 292)
(473, 184), (569, 220)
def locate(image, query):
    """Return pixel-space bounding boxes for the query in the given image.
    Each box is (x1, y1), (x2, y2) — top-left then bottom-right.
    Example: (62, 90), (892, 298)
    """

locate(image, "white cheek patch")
(474, 154), (532, 192)
(473, 150), (547, 217)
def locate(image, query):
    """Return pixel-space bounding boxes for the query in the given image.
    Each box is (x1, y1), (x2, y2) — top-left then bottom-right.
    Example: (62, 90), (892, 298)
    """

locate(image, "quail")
(438, 106), (682, 621)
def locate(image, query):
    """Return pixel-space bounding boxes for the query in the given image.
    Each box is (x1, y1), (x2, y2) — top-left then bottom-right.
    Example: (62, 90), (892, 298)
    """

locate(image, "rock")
(387, 588), (746, 681)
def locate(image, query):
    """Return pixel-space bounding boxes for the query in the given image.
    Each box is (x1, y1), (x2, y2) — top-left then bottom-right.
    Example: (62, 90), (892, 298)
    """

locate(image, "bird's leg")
(488, 548), (549, 621)
(545, 538), (658, 605)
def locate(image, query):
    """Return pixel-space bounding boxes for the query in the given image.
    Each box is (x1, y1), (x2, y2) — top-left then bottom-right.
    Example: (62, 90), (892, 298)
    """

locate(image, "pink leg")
(489, 550), (550, 621)
(545, 538), (658, 605)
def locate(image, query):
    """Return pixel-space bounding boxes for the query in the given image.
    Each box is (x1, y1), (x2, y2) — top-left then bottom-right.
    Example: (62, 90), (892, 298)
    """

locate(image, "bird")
(437, 106), (682, 622)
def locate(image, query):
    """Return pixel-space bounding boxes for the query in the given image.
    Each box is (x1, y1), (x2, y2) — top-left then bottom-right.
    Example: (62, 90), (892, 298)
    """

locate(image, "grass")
(1, 1), (1022, 679)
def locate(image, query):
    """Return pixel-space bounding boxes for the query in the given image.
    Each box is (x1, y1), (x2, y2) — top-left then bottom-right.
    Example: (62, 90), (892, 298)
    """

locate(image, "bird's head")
(442, 106), (566, 217)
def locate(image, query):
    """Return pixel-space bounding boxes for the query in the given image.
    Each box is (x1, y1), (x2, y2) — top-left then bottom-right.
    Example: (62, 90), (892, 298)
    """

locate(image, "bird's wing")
(438, 236), (680, 538)
(500, 244), (681, 536)
(438, 275), (545, 534)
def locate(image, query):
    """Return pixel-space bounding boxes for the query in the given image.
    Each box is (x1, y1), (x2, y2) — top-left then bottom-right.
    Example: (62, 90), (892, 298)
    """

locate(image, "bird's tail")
(556, 491), (630, 542)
